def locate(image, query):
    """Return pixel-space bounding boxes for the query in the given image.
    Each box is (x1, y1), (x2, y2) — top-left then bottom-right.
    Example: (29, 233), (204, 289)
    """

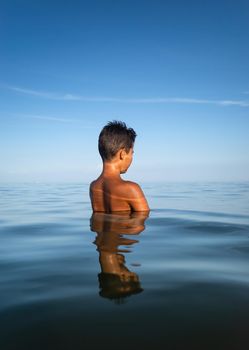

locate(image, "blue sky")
(1, 0), (249, 182)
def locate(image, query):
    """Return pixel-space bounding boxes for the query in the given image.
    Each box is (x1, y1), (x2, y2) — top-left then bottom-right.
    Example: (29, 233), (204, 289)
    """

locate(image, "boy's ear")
(120, 149), (126, 160)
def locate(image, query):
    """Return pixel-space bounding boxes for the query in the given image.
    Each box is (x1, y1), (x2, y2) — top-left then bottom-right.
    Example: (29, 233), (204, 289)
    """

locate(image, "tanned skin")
(90, 146), (150, 212)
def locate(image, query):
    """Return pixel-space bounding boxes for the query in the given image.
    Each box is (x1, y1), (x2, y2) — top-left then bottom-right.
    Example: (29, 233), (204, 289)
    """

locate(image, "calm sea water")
(0, 182), (249, 350)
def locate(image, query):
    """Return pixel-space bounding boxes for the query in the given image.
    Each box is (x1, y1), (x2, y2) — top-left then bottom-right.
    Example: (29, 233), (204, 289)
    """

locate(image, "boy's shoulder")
(90, 178), (142, 195)
(90, 178), (149, 212)
(122, 180), (141, 190)
(122, 180), (149, 211)
(89, 177), (104, 190)
(122, 180), (145, 198)
(89, 179), (96, 192)
(89, 178), (98, 188)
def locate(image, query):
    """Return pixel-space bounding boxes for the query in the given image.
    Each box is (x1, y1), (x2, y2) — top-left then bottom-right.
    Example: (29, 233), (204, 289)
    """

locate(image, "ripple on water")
(185, 222), (247, 234)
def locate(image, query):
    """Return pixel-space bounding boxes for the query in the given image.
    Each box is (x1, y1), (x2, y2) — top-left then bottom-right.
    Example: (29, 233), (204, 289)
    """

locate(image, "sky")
(0, 0), (249, 182)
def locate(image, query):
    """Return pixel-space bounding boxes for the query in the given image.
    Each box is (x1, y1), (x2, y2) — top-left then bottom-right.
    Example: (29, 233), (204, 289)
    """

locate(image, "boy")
(89, 121), (150, 212)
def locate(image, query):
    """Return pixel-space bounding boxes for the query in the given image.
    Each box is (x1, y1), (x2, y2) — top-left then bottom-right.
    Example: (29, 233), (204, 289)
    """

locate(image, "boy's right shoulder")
(122, 181), (144, 197)
(123, 180), (140, 188)
(122, 180), (149, 211)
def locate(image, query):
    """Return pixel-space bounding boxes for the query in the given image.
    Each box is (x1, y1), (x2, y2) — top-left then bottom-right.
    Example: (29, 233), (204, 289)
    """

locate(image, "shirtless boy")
(89, 121), (150, 212)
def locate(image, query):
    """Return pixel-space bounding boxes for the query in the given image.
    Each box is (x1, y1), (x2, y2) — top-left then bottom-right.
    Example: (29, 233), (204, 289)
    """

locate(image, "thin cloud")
(5, 85), (249, 107)
(23, 114), (80, 123)
(218, 100), (249, 107)
(12, 113), (96, 126)
(9, 86), (60, 99)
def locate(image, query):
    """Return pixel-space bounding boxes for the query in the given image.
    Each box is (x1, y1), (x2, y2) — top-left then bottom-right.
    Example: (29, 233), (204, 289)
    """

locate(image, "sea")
(0, 182), (249, 350)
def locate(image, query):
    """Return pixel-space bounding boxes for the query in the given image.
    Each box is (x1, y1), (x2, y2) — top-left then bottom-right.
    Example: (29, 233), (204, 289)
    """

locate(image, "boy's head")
(98, 121), (137, 161)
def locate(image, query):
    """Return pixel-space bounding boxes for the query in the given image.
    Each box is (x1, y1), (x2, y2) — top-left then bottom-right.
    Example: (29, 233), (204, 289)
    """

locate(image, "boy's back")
(90, 176), (149, 212)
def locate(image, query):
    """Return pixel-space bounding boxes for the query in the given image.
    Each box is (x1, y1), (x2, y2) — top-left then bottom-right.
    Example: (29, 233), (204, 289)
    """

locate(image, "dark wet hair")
(98, 120), (137, 161)
(98, 273), (143, 303)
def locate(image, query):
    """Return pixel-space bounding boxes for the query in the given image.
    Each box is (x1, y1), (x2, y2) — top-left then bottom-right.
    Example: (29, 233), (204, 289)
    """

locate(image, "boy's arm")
(125, 182), (150, 212)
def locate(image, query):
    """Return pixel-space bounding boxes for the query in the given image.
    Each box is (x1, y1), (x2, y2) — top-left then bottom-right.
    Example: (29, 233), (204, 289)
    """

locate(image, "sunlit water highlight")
(0, 182), (249, 349)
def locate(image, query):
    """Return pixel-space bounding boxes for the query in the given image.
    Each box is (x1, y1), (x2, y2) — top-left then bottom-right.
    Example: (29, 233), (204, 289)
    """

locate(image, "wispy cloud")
(21, 114), (80, 123)
(5, 85), (249, 107)
(11, 113), (96, 126)
(7, 86), (71, 100)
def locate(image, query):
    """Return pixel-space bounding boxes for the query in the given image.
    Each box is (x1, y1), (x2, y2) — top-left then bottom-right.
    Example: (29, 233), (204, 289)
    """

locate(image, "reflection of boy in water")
(90, 212), (149, 302)
(90, 121), (150, 213)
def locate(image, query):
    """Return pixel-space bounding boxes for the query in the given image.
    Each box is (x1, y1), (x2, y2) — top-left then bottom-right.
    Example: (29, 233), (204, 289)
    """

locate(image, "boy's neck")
(101, 161), (121, 178)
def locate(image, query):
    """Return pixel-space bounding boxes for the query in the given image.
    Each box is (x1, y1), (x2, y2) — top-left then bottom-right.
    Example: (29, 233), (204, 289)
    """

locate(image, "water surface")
(0, 182), (249, 349)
